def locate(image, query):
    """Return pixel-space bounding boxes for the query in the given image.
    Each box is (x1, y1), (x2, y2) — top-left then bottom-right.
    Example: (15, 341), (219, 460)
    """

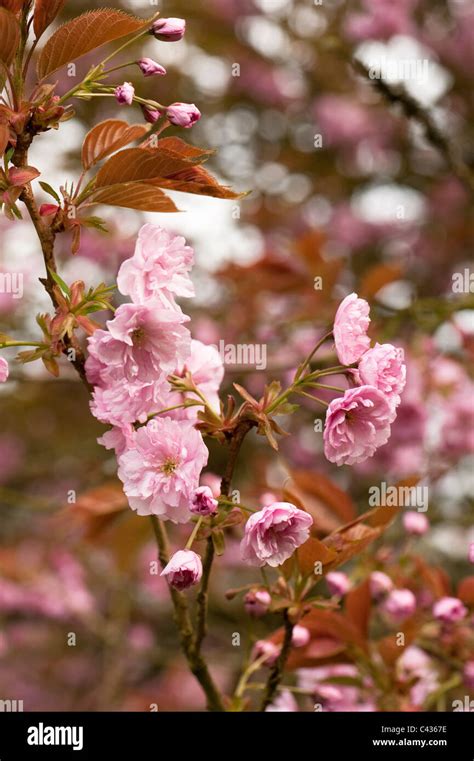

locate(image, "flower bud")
(151, 18), (186, 41)
(114, 82), (135, 105)
(252, 640), (280, 666)
(160, 550), (202, 591)
(190, 485), (218, 516)
(383, 588), (416, 621)
(370, 571), (394, 599)
(403, 511), (429, 536)
(166, 102), (201, 128)
(244, 588), (271, 617)
(291, 625), (310, 648)
(432, 596), (467, 624)
(141, 105), (160, 124)
(137, 58), (167, 77)
(326, 571), (351, 597)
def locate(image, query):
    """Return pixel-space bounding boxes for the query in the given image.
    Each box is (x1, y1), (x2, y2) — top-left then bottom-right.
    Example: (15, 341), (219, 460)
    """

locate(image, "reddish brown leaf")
(458, 576), (474, 605)
(0, 119), (9, 154)
(157, 136), (214, 162)
(33, 0), (66, 39)
(37, 9), (156, 79)
(89, 182), (179, 212)
(359, 263), (404, 300)
(81, 120), (149, 170)
(0, 0), (23, 13)
(345, 579), (371, 639)
(284, 469), (357, 534)
(96, 146), (243, 200)
(0, 7), (19, 65)
(296, 536), (338, 577)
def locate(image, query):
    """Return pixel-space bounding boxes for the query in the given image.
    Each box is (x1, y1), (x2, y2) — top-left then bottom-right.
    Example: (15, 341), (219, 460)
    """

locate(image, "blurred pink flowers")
(382, 588), (416, 621)
(240, 502), (313, 567)
(0, 356), (8, 382)
(333, 292), (370, 366)
(324, 385), (394, 466)
(161, 550), (202, 590)
(403, 511), (429, 536)
(117, 417), (209, 522)
(432, 597), (467, 624)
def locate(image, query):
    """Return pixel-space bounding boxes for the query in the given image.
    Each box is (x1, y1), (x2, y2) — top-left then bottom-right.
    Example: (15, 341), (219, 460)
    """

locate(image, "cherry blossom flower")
(0, 357), (8, 383)
(333, 293), (371, 366)
(356, 343), (406, 409)
(161, 550), (202, 590)
(240, 502), (313, 567)
(324, 385), (395, 466)
(117, 417), (208, 523)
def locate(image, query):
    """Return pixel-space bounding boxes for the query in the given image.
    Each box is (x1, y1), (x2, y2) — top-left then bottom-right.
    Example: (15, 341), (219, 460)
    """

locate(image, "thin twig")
(259, 610), (295, 711)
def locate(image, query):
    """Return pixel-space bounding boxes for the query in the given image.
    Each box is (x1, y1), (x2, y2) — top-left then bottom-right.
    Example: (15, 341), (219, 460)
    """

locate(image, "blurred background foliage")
(0, 0), (473, 710)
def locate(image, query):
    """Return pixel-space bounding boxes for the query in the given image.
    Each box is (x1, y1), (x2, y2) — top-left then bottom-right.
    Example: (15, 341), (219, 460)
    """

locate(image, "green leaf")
(48, 268), (70, 297)
(39, 181), (61, 203)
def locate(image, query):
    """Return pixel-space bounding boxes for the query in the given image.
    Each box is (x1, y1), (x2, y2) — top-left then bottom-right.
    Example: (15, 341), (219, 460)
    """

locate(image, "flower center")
(161, 457), (179, 476)
(131, 327), (145, 345)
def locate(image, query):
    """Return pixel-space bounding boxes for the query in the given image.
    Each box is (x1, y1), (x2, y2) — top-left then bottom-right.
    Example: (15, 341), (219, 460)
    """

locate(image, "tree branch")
(353, 58), (474, 195)
(149, 515), (225, 712)
(259, 610), (294, 711)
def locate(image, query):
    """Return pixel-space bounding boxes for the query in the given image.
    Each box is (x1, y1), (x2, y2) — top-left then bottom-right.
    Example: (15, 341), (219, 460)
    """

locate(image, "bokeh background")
(0, 0), (473, 710)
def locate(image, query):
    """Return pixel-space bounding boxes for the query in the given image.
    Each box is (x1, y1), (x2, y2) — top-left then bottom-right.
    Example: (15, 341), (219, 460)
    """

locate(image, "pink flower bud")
(470, 543), (474, 564)
(114, 82), (135, 105)
(151, 17), (186, 41)
(463, 661), (474, 690)
(292, 625), (310, 648)
(160, 550), (202, 591)
(432, 596), (467, 624)
(403, 511), (429, 536)
(244, 588), (271, 617)
(370, 571), (394, 599)
(383, 588), (416, 621)
(326, 571), (351, 597)
(252, 640), (280, 666)
(0, 357), (9, 383)
(190, 486), (218, 516)
(141, 105), (160, 124)
(166, 102), (201, 128)
(137, 58), (167, 77)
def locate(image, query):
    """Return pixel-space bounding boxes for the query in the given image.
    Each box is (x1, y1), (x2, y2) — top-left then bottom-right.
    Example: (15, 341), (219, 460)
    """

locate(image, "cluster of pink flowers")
(324, 293), (406, 466)
(86, 224), (224, 529)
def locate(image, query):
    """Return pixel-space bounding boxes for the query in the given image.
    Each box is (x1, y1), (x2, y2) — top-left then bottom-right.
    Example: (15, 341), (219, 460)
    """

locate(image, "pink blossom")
(292, 625), (310, 648)
(333, 293), (371, 366)
(382, 588), (416, 621)
(117, 417), (208, 522)
(117, 224), (195, 307)
(441, 384), (474, 457)
(356, 343), (406, 409)
(326, 571), (352, 597)
(244, 589), (272, 617)
(403, 511), (429, 536)
(463, 661), (474, 690)
(396, 646), (439, 707)
(176, 339), (224, 415)
(190, 486), (218, 516)
(137, 58), (166, 77)
(432, 596), (467, 623)
(90, 377), (169, 427)
(252, 640), (280, 666)
(151, 17), (186, 41)
(165, 103), (201, 128)
(240, 502), (313, 567)
(88, 304), (190, 383)
(266, 690), (298, 712)
(160, 550), (202, 590)
(0, 357), (8, 382)
(97, 425), (136, 456)
(370, 571), (393, 599)
(114, 82), (134, 105)
(324, 385), (394, 466)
